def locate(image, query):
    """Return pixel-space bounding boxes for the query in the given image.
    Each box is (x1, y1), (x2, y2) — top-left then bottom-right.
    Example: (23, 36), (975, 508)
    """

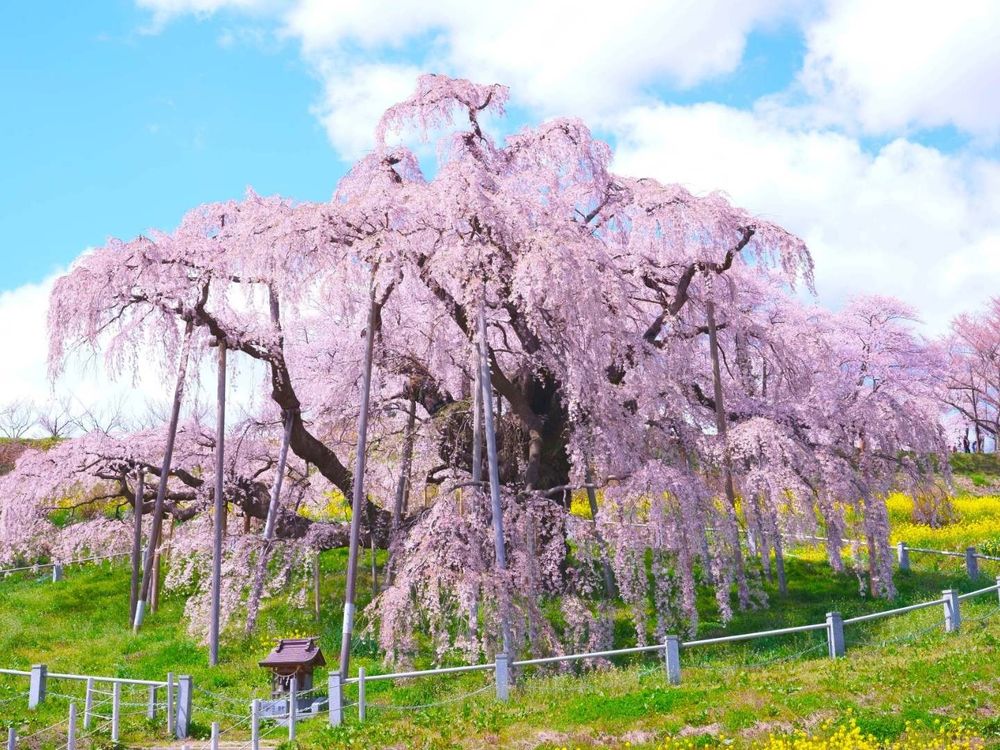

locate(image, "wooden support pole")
(130, 469), (144, 623)
(339, 283), (378, 680)
(262, 412), (294, 542)
(313, 554), (321, 621)
(477, 305), (513, 657)
(135, 321), (194, 632)
(210, 340), (227, 667)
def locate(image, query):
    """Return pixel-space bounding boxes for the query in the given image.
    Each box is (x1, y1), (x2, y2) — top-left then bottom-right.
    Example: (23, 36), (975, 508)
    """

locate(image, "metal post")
(210, 722), (219, 750)
(896, 541), (910, 572)
(996, 575), (1000, 606)
(210, 340), (227, 667)
(966, 547), (980, 580)
(328, 673), (343, 726)
(166, 672), (175, 736)
(147, 685), (158, 720)
(478, 305), (513, 657)
(28, 664), (46, 708)
(111, 682), (121, 743)
(83, 678), (93, 729)
(358, 668), (366, 722)
(943, 589), (961, 633)
(52, 564), (63, 583)
(176, 675), (192, 739)
(495, 653), (510, 701)
(6, 727), (14, 750)
(339, 283), (378, 680)
(251, 699), (260, 750)
(663, 635), (681, 684)
(67, 702), (77, 750)
(826, 611), (845, 657)
(289, 674), (297, 741)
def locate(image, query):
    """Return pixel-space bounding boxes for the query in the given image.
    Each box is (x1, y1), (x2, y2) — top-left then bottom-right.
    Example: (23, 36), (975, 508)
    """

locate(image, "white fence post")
(111, 681), (121, 743)
(966, 547), (980, 580)
(826, 611), (845, 658)
(28, 664), (46, 708)
(289, 674), (297, 742)
(495, 653), (510, 701)
(663, 635), (681, 685)
(166, 672), (175, 736)
(147, 685), (158, 720)
(251, 699), (260, 750)
(358, 667), (366, 722)
(52, 564), (63, 583)
(328, 673), (343, 726)
(83, 678), (94, 729)
(67, 701), (77, 750)
(210, 721), (219, 750)
(6, 727), (14, 750)
(176, 675), (193, 739)
(996, 575), (1000, 606)
(896, 542), (910, 572)
(943, 589), (961, 633)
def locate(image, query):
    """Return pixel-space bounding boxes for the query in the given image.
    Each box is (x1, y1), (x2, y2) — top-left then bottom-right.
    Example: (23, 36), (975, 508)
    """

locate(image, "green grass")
(950, 452), (1000, 477)
(4, 503), (1000, 748)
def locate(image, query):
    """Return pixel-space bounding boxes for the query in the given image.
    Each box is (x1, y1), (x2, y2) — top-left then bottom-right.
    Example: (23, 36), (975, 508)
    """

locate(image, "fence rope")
(366, 682), (494, 711)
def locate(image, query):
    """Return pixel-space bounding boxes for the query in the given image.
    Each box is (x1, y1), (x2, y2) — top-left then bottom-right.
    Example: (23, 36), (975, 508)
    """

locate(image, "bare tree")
(72, 394), (130, 435)
(36, 397), (77, 438)
(0, 400), (36, 439)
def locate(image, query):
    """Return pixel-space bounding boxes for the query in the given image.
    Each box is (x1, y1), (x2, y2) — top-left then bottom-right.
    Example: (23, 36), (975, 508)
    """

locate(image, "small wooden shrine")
(259, 637), (326, 699)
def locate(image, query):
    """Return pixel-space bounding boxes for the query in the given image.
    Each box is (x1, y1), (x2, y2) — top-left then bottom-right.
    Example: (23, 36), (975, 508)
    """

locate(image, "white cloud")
(135, 0), (276, 31)
(610, 102), (1000, 333)
(310, 61), (424, 160)
(787, 0), (1000, 138)
(281, 0), (800, 148)
(126, 0), (1000, 336)
(0, 268), (266, 433)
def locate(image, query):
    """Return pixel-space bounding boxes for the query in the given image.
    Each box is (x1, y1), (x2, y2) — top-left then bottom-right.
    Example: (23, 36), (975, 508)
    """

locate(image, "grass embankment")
(3, 497), (1000, 748)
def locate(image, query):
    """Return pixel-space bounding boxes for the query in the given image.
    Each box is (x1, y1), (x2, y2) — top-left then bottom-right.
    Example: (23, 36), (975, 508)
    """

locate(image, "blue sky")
(0, 3), (810, 290)
(2, 2), (342, 288)
(1, 0), (998, 410)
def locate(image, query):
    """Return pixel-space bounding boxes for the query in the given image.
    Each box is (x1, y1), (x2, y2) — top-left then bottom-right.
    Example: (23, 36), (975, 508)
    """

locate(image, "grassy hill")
(3, 496), (1000, 748)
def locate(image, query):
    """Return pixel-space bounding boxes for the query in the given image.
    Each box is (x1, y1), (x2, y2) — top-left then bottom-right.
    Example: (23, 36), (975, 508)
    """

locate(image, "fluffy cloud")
(789, 0), (1000, 138)
(310, 61), (424, 159)
(284, 0), (798, 117)
(0, 268), (265, 434)
(126, 0), (1000, 338)
(611, 102), (1000, 332)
